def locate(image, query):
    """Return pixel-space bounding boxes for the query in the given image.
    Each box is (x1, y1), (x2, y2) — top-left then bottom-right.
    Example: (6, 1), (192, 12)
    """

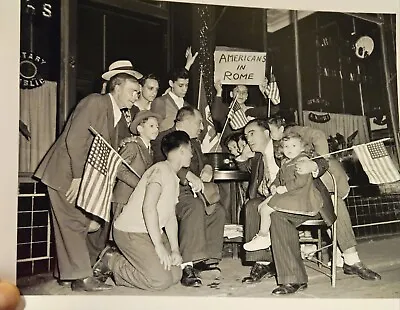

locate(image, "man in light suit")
(34, 73), (141, 292)
(151, 67), (191, 132)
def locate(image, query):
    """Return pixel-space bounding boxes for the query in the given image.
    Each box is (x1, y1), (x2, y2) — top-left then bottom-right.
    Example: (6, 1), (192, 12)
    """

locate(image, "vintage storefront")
(17, 0), (400, 278)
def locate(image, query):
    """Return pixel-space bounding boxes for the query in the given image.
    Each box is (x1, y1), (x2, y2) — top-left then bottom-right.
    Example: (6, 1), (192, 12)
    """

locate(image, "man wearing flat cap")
(34, 68), (141, 292)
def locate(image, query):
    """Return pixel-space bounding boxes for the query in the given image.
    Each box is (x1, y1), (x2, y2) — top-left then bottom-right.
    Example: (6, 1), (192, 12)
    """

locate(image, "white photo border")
(1, 0), (399, 309)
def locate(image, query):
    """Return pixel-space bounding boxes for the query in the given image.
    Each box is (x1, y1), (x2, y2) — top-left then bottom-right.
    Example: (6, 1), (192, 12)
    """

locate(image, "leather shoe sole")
(272, 283), (308, 295)
(241, 263), (276, 284)
(93, 246), (115, 278)
(242, 271), (274, 284)
(57, 280), (72, 287)
(343, 263), (381, 280)
(71, 277), (113, 292)
(181, 278), (202, 287)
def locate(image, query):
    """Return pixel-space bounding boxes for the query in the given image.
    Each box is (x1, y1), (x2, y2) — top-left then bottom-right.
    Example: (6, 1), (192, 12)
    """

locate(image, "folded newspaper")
(224, 224), (243, 239)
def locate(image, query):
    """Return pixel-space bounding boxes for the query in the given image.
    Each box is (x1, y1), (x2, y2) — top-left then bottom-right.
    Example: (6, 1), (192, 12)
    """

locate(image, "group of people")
(34, 49), (382, 296)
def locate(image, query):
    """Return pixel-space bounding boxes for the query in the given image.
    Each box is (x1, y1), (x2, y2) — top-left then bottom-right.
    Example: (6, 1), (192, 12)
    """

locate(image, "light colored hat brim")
(130, 111), (163, 135)
(102, 69), (143, 81)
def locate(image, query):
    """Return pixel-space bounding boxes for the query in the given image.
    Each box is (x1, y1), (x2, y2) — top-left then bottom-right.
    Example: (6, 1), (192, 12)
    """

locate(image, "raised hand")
(185, 46), (199, 70)
(259, 76), (269, 95)
(214, 80), (223, 96)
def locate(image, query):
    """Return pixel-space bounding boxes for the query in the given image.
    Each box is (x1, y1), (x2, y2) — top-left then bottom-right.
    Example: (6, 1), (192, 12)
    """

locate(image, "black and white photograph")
(1, 0), (400, 308)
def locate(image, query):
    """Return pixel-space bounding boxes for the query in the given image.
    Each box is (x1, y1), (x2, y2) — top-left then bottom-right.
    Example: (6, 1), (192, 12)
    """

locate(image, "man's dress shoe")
(272, 283), (308, 295)
(57, 280), (72, 287)
(193, 261), (221, 279)
(343, 262), (381, 280)
(242, 262), (276, 284)
(71, 276), (113, 292)
(93, 245), (117, 279)
(181, 265), (202, 287)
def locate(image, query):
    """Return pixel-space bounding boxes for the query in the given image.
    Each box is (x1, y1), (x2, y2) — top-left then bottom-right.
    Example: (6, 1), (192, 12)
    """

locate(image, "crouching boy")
(93, 131), (193, 291)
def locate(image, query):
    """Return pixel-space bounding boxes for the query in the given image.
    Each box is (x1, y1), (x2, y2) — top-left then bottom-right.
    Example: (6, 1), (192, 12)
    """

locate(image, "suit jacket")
(151, 93), (189, 132)
(113, 137), (153, 204)
(34, 93), (118, 193)
(242, 148), (336, 226)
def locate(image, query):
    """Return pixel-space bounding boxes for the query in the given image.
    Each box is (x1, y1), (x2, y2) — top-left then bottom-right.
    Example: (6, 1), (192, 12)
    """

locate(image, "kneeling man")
(93, 131), (193, 291)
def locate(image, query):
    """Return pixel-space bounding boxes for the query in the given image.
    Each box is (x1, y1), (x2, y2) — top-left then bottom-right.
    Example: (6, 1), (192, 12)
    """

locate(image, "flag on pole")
(265, 74), (280, 105)
(197, 70), (221, 153)
(353, 140), (400, 184)
(229, 99), (249, 130)
(77, 135), (123, 222)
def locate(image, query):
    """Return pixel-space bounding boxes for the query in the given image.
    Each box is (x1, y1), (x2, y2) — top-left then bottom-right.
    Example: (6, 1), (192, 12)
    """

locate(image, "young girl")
(243, 131), (324, 251)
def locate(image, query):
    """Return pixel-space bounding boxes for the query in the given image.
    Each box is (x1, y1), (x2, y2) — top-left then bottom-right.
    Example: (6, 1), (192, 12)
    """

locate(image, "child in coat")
(112, 110), (162, 221)
(89, 111), (162, 234)
(243, 131), (323, 252)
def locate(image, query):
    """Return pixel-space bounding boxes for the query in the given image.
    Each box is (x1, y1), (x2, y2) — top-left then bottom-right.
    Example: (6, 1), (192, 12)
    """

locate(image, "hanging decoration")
(354, 35), (375, 59)
(307, 97), (331, 123)
(197, 5), (214, 106)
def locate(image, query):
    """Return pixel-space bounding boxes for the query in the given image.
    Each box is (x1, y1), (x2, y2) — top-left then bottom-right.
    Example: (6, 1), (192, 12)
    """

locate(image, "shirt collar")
(169, 91), (184, 108)
(139, 136), (151, 150)
(109, 93), (122, 127)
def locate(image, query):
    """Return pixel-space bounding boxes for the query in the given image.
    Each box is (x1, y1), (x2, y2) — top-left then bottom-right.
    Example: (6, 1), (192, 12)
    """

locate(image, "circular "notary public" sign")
(20, 51), (46, 89)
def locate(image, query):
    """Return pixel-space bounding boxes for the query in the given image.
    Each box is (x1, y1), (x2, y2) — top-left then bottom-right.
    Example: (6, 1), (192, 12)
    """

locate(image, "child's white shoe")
(243, 234), (271, 252)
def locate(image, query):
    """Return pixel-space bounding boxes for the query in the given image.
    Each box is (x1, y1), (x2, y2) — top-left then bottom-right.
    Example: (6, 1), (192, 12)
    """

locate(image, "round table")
(213, 169), (250, 258)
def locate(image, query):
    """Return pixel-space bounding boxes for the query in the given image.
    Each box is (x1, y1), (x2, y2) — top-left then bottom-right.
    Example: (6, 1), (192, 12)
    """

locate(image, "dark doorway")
(76, 1), (169, 103)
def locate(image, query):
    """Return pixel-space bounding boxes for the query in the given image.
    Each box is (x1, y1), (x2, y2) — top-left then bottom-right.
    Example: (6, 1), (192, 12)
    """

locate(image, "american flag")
(229, 98), (249, 130)
(77, 135), (123, 222)
(197, 70), (220, 153)
(353, 140), (400, 184)
(265, 80), (280, 105)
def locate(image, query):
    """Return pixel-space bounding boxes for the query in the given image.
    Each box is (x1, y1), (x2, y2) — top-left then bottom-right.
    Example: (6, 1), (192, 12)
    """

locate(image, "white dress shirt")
(168, 91), (185, 109)
(109, 93), (122, 127)
(263, 139), (279, 183)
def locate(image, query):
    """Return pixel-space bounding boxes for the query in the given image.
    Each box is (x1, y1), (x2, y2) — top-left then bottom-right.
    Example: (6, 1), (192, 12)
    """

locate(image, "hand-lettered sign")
(214, 51), (266, 85)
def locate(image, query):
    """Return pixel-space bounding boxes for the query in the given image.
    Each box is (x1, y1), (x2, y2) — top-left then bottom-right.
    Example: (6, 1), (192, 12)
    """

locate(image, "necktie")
(122, 109), (132, 127)
(262, 154), (270, 185)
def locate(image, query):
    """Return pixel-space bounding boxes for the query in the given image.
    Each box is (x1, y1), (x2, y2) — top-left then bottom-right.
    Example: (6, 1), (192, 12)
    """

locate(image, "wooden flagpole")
(89, 126), (141, 178)
(267, 66), (273, 117)
(286, 137), (392, 167)
(214, 94), (239, 151)
(197, 66), (203, 111)
(310, 137), (391, 160)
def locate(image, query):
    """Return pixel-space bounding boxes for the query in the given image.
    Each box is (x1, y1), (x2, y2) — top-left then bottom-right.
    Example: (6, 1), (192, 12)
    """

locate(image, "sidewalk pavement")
(18, 235), (400, 298)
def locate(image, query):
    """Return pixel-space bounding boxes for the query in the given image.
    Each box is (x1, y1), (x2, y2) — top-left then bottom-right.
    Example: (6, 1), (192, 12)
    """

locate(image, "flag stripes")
(198, 70), (221, 153)
(77, 135), (122, 222)
(266, 81), (280, 105)
(229, 99), (248, 130)
(354, 140), (400, 184)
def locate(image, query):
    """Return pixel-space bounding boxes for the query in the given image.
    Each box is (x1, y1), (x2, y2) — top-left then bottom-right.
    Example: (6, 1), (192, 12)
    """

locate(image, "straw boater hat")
(129, 110), (163, 135)
(102, 60), (143, 81)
